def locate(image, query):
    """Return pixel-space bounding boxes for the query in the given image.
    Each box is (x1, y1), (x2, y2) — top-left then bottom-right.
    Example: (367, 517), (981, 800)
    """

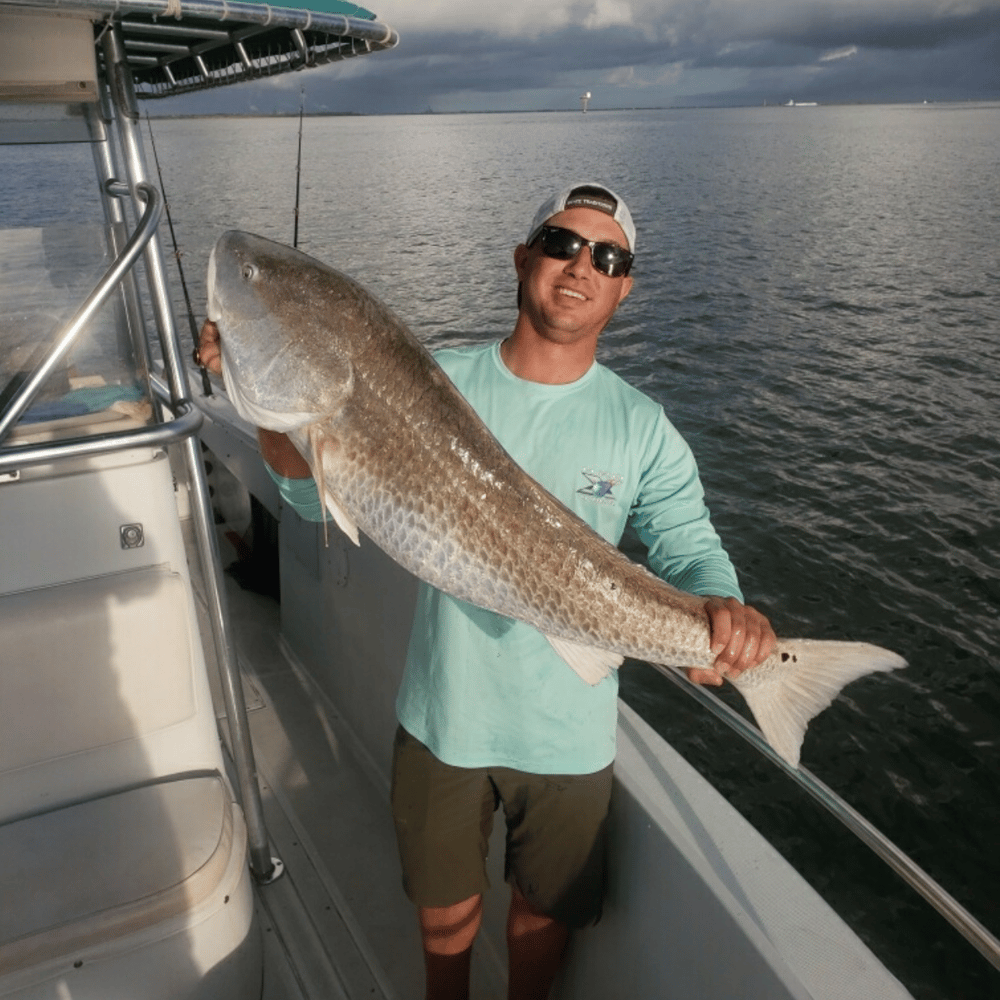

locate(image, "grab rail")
(648, 661), (1000, 971)
(0, 399), (201, 475)
(0, 182), (162, 446)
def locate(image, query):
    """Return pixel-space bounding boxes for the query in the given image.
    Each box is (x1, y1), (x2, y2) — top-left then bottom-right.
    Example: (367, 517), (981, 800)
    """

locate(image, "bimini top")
(0, 0), (398, 99)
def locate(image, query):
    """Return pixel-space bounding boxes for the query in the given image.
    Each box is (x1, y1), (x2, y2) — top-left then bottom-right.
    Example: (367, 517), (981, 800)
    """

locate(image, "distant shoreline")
(150, 99), (1000, 120)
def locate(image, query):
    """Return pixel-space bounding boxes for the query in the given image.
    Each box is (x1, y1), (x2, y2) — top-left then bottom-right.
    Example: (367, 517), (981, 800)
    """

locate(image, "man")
(198, 182), (775, 1000)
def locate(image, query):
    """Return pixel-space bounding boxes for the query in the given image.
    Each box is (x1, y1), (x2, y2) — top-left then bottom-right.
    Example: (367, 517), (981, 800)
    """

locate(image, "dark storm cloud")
(732, 2), (1000, 52)
(360, 27), (651, 95)
(684, 5), (1000, 105)
(343, 2), (998, 109)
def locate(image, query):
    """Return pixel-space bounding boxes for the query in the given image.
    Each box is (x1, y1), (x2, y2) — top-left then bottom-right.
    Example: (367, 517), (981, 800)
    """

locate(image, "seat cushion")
(0, 774), (235, 975)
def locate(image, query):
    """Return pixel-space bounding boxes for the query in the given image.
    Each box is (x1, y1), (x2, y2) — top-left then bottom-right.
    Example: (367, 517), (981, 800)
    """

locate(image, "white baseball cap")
(526, 182), (636, 252)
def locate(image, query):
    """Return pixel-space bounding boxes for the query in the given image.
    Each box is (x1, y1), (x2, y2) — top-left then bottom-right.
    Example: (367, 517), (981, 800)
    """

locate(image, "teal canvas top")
(267, 0), (376, 18)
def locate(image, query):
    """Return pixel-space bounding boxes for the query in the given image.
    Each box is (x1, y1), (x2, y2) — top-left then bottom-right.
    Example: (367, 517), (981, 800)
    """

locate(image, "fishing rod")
(293, 85), (305, 249)
(144, 112), (212, 397)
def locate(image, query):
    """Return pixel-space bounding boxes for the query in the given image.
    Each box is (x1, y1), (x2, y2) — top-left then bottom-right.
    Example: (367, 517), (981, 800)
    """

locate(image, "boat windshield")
(0, 105), (152, 444)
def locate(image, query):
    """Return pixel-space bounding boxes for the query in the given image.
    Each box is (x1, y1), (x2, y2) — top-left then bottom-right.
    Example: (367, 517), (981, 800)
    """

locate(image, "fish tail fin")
(733, 639), (905, 767)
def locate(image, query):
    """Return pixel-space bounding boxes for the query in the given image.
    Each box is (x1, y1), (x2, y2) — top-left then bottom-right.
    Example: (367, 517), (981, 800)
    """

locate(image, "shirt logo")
(577, 469), (623, 506)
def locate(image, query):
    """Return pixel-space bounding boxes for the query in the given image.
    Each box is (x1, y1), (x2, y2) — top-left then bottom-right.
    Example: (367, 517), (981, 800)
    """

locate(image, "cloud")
(374, 0), (1000, 105)
(581, 0), (635, 30)
(371, 0), (636, 37)
(820, 46), (859, 62)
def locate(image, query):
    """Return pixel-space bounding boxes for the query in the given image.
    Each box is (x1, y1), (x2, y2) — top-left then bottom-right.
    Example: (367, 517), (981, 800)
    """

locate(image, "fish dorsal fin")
(545, 635), (623, 685)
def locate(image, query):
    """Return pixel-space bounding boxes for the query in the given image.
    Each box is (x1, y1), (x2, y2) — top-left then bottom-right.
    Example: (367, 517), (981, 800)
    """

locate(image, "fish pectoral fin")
(545, 635), (623, 685)
(323, 489), (360, 546)
(303, 425), (360, 547)
(731, 639), (905, 768)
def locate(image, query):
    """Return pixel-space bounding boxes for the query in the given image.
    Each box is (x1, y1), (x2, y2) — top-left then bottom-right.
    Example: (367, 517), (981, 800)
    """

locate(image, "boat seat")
(0, 476), (261, 996)
(0, 775), (229, 974)
(0, 774), (259, 996)
(0, 567), (192, 773)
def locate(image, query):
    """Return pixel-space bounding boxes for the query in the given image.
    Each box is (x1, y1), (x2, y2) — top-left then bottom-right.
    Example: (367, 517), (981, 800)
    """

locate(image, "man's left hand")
(687, 596), (777, 687)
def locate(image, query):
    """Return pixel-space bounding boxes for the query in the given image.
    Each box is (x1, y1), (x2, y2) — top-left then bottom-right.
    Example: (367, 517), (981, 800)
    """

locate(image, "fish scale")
(208, 230), (906, 767)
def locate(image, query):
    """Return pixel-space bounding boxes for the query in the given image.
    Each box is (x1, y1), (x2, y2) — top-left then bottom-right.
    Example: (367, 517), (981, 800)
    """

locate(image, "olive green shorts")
(390, 726), (613, 927)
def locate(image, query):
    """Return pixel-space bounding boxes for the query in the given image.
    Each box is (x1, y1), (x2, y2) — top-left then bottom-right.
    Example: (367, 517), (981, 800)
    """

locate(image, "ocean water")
(6, 103), (998, 997)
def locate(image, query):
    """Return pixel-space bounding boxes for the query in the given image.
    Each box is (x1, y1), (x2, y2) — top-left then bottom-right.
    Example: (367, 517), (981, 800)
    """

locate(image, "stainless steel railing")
(0, 182), (207, 476)
(0, 399), (202, 475)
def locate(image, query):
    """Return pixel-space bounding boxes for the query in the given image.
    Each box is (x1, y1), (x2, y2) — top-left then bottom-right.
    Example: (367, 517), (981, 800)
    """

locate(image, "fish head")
(207, 230), (355, 432)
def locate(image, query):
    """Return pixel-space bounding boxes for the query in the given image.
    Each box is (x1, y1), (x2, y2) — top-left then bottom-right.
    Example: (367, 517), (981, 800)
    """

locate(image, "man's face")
(514, 206), (634, 348)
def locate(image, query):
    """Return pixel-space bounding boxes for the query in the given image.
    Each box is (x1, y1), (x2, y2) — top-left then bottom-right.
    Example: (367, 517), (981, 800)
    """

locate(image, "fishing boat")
(1, 2), (997, 997)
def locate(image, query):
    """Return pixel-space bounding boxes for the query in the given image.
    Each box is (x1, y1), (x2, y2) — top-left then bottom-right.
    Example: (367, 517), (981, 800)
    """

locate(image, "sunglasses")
(532, 225), (634, 278)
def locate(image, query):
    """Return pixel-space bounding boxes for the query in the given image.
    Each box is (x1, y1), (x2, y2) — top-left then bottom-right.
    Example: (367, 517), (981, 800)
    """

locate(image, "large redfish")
(206, 231), (904, 767)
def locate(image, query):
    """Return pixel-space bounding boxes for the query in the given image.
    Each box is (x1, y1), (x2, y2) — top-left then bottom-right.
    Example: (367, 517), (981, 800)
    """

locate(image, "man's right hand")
(196, 320), (223, 376)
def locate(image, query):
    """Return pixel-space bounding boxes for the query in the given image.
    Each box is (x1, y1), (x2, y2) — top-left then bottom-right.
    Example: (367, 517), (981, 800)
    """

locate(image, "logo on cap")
(564, 192), (617, 217)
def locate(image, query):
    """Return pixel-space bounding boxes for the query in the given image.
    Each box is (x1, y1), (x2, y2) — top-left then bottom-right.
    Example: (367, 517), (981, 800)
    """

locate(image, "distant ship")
(786, 99), (819, 106)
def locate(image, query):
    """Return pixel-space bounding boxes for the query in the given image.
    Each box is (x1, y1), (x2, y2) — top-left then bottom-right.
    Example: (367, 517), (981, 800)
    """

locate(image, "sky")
(163, 0), (1000, 114)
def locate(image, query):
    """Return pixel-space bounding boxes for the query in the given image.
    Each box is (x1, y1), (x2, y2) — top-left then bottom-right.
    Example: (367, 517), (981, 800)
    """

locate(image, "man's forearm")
(258, 428), (312, 479)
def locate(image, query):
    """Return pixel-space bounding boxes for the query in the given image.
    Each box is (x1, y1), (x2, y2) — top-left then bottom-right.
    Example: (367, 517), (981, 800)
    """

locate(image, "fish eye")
(242, 263), (258, 281)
